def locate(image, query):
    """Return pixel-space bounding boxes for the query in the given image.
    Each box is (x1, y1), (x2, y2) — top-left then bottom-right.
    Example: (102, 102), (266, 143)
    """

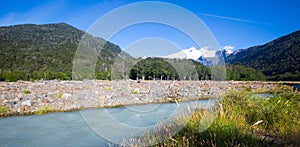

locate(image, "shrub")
(23, 89), (31, 94)
(0, 106), (8, 115)
(35, 106), (54, 115)
(56, 93), (62, 99)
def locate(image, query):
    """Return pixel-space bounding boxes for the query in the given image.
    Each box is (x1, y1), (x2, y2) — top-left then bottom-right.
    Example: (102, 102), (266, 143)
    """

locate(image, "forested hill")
(0, 23), (125, 81)
(226, 30), (300, 80)
(0, 23), (267, 81)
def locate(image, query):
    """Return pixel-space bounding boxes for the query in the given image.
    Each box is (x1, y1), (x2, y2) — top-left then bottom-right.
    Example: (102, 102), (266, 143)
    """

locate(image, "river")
(0, 100), (214, 146)
(293, 84), (300, 89)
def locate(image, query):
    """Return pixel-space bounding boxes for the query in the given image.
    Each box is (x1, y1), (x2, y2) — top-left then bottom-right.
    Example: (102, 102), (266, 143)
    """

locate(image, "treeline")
(267, 71), (300, 81)
(0, 71), (71, 81)
(0, 60), (267, 82)
(127, 58), (266, 81)
(0, 70), (111, 82)
(129, 58), (208, 80)
(226, 62), (267, 81)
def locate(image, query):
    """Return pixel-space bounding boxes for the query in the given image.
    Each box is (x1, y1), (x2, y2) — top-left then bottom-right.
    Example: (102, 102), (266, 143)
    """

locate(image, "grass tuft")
(56, 93), (62, 99)
(23, 89), (31, 94)
(0, 106), (8, 115)
(35, 106), (54, 115)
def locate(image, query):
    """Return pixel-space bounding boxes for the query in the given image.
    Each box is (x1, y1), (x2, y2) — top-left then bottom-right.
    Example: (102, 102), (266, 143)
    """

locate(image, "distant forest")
(0, 57), (266, 82)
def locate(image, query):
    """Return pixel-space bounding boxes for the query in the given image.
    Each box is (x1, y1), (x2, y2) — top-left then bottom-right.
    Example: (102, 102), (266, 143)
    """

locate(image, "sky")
(0, 0), (299, 56)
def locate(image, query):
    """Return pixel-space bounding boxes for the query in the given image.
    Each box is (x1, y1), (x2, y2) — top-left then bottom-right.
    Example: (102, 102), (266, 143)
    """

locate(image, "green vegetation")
(35, 105), (54, 115)
(226, 30), (300, 81)
(131, 90), (139, 94)
(104, 86), (112, 91)
(130, 58), (181, 80)
(137, 86), (300, 146)
(56, 93), (62, 99)
(0, 23), (129, 82)
(128, 58), (266, 81)
(0, 106), (8, 116)
(23, 89), (31, 94)
(226, 62), (267, 81)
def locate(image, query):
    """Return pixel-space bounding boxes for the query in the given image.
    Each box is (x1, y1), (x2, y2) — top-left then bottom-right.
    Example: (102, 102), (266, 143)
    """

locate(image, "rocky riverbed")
(0, 80), (278, 116)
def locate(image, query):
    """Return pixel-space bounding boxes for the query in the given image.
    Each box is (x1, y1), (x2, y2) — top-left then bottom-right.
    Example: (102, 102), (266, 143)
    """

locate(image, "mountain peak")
(185, 46), (197, 52)
(163, 46), (223, 62)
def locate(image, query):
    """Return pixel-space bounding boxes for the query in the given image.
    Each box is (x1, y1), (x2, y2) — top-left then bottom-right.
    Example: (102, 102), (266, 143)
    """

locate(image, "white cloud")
(201, 13), (269, 25)
(223, 45), (234, 50)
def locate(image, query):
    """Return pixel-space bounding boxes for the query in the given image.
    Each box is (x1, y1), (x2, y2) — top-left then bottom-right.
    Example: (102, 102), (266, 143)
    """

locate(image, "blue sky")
(0, 0), (299, 52)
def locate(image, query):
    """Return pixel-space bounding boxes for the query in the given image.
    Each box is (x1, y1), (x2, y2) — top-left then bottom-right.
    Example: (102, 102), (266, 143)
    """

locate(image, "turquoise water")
(0, 100), (214, 146)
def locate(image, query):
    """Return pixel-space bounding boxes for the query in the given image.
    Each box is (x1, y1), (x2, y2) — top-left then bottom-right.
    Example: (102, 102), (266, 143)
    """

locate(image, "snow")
(163, 46), (218, 60)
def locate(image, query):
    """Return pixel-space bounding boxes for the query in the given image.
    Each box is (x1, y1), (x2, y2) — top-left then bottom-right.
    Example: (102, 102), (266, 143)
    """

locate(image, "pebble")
(18, 107), (25, 113)
(106, 95), (112, 99)
(62, 93), (72, 99)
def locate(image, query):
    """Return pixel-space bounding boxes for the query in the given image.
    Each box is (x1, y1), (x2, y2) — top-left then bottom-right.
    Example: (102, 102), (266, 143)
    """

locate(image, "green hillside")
(226, 30), (300, 80)
(0, 23), (125, 81)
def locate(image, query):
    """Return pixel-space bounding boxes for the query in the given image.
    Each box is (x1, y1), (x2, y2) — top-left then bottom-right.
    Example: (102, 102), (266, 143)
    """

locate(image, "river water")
(0, 100), (214, 146)
(293, 84), (300, 89)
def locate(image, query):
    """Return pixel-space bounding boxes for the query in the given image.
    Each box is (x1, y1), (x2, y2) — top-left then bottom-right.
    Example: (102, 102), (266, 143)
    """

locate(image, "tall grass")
(128, 86), (300, 146)
(220, 87), (300, 146)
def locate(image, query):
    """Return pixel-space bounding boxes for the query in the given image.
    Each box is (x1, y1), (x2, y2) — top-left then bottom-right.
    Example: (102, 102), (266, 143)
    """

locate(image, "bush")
(35, 106), (54, 115)
(23, 89), (31, 94)
(0, 106), (8, 115)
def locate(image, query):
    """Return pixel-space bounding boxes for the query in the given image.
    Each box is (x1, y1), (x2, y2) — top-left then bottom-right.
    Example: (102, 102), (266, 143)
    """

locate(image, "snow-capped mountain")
(162, 46), (236, 66)
(163, 46), (218, 60)
(224, 48), (234, 57)
(222, 45), (234, 57)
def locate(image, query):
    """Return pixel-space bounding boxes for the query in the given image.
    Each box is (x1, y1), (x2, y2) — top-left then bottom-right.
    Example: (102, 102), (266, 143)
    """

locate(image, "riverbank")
(133, 86), (300, 146)
(0, 80), (281, 117)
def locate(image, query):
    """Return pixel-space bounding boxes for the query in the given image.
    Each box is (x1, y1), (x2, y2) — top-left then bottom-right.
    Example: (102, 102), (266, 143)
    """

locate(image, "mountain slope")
(226, 30), (300, 80)
(0, 23), (128, 81)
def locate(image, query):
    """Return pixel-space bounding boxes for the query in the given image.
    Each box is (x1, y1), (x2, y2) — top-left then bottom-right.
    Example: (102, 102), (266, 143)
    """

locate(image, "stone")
(7, 102), (16, 107)
(13, 97), (19, 102)
(62, 93), (72, 99)
(22, 100), (32, 106)
(25, 94), (37, 100)
(72, 104), (79, 109)
(133, 88), (140, 93)
(106, 95), (112, 99)
(42, 98), (50, 103)
(18, 107), (25, 113)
